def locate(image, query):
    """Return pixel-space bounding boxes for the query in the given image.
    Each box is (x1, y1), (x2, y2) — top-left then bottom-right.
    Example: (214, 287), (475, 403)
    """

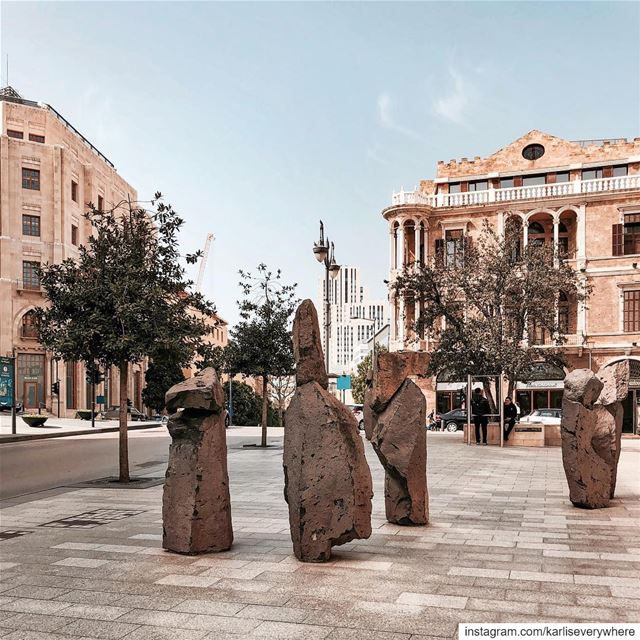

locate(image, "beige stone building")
(0, 86), (146, 416)
(383, 130), (640, 434)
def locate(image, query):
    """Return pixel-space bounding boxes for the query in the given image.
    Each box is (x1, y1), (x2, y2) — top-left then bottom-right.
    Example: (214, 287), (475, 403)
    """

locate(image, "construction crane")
(195, 233), (215, 293)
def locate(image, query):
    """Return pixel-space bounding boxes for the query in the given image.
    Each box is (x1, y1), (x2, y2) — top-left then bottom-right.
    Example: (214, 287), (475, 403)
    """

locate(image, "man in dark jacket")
(471, 388), (491, 445)
(503, 397), (518, 441)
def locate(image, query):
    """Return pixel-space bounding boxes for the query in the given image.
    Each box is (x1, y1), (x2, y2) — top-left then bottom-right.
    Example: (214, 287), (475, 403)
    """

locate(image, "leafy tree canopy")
(351, 345), (388, 404)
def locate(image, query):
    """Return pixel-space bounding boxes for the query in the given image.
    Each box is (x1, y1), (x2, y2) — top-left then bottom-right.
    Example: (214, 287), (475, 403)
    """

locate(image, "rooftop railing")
(391, 174), (640, 208)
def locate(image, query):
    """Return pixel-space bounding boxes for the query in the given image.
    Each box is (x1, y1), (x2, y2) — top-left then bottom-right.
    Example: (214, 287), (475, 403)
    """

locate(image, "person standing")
(471, 388), (490, 445)
(503, 396), (518, 441)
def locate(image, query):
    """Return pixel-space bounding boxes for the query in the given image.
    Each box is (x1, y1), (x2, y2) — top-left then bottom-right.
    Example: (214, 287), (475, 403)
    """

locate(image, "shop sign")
(0, 357), (15, 404)
(516, 380), (564, 389)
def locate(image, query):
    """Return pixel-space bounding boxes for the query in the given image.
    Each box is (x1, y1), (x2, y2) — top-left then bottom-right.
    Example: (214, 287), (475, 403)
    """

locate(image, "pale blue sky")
(2, 1), (639, 326)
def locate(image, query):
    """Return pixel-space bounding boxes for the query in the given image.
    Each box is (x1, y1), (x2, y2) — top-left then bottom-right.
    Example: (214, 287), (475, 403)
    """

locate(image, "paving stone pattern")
(0, 432), (638, 640)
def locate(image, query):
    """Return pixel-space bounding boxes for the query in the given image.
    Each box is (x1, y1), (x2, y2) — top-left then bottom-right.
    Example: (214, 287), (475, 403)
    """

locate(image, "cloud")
(366, 144), (390, 166)
(377, 92), (419, 139)
(432, 67), (470, 126)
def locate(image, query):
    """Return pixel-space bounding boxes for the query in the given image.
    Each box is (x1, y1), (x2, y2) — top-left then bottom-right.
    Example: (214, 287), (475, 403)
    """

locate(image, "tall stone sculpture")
(561, 366), (628, 509)
(364, 351), (429, 525)
(283, 299), (373, 562)
(162, 367), (233, 554)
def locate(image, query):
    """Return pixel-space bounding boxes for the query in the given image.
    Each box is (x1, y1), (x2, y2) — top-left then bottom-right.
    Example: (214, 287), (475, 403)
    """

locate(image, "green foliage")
(351, 345), (388, 404)
(394, 219), (590, 396)
(35, 194), (215, 479)
(224, 379), (280, 427)
(142, 350), (185, 413)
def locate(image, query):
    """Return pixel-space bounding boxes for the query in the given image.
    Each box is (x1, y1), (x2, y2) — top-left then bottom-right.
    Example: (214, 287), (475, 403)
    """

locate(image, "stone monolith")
(163, 367), (233, 554)
(364, 351), (428, 525)
(283, 299), (373, 562)
(561, 369), (614, 509)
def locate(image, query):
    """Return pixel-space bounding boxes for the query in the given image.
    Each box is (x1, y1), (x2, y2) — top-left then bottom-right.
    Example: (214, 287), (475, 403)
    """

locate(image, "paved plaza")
(0, 430), (638, 639)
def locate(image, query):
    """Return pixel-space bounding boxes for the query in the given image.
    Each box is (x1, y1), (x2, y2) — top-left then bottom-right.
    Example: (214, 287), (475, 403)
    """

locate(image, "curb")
(0, 422), (162, 444)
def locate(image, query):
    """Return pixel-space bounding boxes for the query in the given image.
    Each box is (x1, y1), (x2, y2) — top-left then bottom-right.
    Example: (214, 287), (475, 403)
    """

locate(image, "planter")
(75, 410), (93, 421)
(22, 415), (48, 428)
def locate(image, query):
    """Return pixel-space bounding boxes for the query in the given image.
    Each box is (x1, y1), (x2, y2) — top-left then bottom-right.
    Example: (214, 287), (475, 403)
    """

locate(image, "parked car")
(0, 400), (23, 413)
(519, 408), (561, 426)
(439, 409), (467, 432)
(347, 404), (364, 431)
(102, 406), (148, 422)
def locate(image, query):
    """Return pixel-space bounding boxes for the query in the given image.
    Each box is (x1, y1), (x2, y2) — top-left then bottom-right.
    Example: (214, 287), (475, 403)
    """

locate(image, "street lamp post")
(313, 221), (340, 374)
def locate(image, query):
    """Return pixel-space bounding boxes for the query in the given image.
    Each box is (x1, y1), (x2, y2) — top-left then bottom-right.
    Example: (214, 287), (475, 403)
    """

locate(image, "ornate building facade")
(383, 130), (640, 433)
(0, 86), (145, 416)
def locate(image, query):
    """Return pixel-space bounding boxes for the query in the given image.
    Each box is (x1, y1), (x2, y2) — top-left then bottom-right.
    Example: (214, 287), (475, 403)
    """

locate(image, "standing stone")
(369, 351), (430, 412)
(163, 368), (233, 554)
(561, 369), (615, 509)
(596, 360), (630, 498)
(283, 299), (373, 562)
(369, 379), (428, 525)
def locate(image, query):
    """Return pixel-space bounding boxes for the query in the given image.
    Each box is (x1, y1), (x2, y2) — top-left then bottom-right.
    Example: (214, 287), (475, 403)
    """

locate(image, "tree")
(226, 264), (297, 446)
(268, 375), (296, 427)
(393, 219), (590, 401)
(351, 345), (388, 404)
(35, 194), (215, 481)
(142, 348), (185, 413)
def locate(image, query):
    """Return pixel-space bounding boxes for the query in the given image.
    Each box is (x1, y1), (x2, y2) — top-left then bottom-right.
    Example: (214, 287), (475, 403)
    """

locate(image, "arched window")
(558, 291), (569, 334)
(21, 310), (38, 339)
(528, 221), (545, 234)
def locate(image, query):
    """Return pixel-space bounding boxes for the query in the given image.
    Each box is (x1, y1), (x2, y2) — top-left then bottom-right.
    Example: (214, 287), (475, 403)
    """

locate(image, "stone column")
(523, 221), (529, 248)
(553, 219), (560, 265)
(414, 223), (420, 266)
(389, 225), (395, 273)
(397, 223), (405, 269)
(399, 296), (406, 346)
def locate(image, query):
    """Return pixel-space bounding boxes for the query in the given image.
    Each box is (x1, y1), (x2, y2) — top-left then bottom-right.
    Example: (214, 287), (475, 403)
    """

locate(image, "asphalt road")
(0, 427), (171, 500)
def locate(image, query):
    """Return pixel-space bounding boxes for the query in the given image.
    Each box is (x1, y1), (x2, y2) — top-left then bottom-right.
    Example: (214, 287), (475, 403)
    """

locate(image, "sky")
(2, 1), (639, 327)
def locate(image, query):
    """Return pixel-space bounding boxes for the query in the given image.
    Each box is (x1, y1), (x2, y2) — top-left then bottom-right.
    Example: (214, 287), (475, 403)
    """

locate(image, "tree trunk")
(507, 379), (515, 401)
(119, 363), (130, 482)
(482, 378), (497, 414)
(260, 375), (268, 447)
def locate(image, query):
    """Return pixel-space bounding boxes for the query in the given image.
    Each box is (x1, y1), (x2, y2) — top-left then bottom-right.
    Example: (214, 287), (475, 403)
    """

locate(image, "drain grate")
(41, 508), (145, 529)
(0, 530), (32, 541)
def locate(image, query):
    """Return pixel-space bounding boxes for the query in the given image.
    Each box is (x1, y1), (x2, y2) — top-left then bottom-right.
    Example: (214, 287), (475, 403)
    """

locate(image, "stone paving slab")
(0, 431), (638, 639)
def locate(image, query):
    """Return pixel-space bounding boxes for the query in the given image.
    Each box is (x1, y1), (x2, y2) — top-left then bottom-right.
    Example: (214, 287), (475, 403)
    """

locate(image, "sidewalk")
(0, 415), (162, 443)
(0, 431), (638, 639)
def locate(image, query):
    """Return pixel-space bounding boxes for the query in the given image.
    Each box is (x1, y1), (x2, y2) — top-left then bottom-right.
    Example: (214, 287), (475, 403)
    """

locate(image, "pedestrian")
(471, 388), (490, 445)
(503, 396), (518, 441)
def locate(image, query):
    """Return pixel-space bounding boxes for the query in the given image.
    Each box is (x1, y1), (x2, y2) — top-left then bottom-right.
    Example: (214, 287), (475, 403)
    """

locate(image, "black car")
(439, 409), (467, 432)
(0, 400), (23, 413)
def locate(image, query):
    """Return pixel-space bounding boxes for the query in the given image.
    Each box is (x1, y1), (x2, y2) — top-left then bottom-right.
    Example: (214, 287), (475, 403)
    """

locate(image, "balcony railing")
(531, 333), (583, 348)
(391, 175), (640, 209)
(16, 279), (41, 292)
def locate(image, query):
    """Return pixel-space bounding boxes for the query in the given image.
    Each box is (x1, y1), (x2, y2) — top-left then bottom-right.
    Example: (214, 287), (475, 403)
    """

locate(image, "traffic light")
(51, 381), (60, 396)
(85, 369), (104, 385)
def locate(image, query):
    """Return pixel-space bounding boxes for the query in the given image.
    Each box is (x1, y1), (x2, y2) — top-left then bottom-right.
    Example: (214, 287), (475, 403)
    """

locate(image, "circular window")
(522, 144), (545, 161)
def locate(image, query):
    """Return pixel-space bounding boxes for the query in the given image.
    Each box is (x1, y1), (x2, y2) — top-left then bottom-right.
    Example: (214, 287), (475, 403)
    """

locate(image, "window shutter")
(612, 224), (624, 256)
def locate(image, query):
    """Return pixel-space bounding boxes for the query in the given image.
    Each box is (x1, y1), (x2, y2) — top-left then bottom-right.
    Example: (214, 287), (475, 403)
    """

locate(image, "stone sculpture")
(162, 367), (233, 554)
(561, 364), (629, 509)
(283, 299), (373, 562)
(364, 351), (428, 525)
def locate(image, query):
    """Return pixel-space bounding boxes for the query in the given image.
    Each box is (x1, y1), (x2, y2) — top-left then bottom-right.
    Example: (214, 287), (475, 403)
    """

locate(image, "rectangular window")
(500, 177), (515, 189)
(623, 290), (640, 333)
(29, 133), (45, 143)
(448, 182), (461, 194)
(22, 261), (40, 290)
(66, 361), (77, 409)
(22, 214), (40, 237)
(445, 229), (464, 268)
(582, 167), (603, 180)
(469, 180), (488, 192)
(7, 129), (23, 139)
(621, 213), (640, 255)
(71, 225), (79, 246)
(555, 172), (570, 183)
(71, 180), (78, 203)
(22, 168), (40, 190)
(97, 195), (104, 211)
(522, 174), (546, 186)
(613, 165), (628, 177)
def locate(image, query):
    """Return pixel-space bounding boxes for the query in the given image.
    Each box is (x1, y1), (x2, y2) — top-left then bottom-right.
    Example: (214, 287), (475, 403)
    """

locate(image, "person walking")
(503, 396), (518, 442)
(471, 388), (490, 445)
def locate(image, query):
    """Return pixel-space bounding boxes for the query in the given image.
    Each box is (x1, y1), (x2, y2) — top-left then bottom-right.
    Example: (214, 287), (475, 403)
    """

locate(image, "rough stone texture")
(369, 379), (428, 525)
(597, 360), (630, 406)
(292, 299), (328, 389)
(563, 369), (603, 407)
(163, 368), (233, 554)
(165, 367), (225, 414)
(369, 350), (430, 412)
(283, 300), (372, 562)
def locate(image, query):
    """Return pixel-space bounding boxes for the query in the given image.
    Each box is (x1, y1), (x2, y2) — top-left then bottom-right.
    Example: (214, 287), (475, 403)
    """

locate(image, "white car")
(518, 408), (561, 426)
